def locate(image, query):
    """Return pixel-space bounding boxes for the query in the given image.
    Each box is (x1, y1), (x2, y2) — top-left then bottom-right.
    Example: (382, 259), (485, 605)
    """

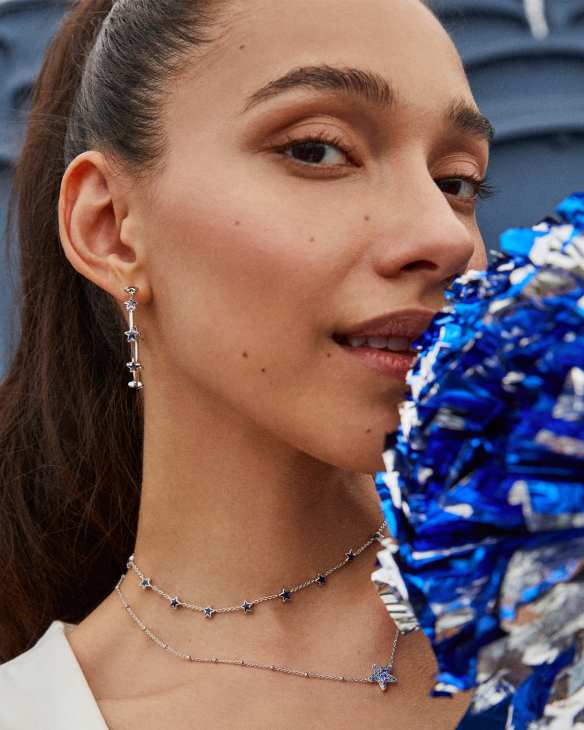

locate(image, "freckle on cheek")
(366, 429), (372, 433)
(242, 351), (248, 358)
(326, 353), (331, 358)
(261, 368), (266, 373)
(234, 220), (240, 226)
(309, 237), (315, 242)
(239, 44), (246, 50)
(364, 215), (370, 221)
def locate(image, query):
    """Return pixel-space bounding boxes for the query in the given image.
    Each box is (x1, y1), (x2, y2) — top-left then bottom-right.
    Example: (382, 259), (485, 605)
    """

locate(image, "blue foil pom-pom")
(371, 193), (584, 728)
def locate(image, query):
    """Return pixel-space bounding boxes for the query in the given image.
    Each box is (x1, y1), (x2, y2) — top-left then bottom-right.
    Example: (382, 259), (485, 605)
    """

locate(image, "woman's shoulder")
(0, 620), (108, 729)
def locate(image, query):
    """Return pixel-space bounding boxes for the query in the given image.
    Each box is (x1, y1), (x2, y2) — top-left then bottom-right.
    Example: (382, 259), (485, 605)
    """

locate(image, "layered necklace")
(114, 517), (402, 690)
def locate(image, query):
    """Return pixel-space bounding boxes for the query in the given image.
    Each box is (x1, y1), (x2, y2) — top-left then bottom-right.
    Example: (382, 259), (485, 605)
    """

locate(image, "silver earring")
(123, 286), (144, 390)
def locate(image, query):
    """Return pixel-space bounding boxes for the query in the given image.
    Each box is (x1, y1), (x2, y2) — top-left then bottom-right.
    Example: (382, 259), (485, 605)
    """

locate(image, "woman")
(0, 0), (495, 727)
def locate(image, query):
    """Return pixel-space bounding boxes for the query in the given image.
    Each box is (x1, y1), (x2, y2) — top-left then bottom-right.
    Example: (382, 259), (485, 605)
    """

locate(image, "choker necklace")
(114, 518), (401, 690)
(126, 518), (388, 619)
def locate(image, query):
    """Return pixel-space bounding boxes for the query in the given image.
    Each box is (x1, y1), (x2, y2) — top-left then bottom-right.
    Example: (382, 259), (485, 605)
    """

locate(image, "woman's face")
(124, 0), (491, 473)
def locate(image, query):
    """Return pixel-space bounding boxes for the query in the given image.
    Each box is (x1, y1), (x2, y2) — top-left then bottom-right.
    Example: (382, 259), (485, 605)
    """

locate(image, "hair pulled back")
(0, 0), (228, 662)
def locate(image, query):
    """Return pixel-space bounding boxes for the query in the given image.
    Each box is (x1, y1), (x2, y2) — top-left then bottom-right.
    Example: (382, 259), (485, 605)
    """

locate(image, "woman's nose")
(372, 174), (479, 289)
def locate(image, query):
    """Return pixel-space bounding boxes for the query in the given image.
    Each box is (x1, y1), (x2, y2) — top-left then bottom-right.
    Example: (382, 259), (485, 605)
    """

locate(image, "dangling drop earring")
(123, 286), (144, 390)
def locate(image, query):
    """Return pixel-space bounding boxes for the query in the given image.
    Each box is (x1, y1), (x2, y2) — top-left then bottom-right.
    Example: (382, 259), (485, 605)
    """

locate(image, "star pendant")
(369, 663), (397, 691)
(203, 606), (216, 619)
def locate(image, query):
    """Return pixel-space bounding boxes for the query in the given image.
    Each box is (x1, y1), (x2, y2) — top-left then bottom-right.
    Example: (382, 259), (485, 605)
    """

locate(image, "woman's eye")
(274, 134), (354, 167)
(436, 176), (496, 202)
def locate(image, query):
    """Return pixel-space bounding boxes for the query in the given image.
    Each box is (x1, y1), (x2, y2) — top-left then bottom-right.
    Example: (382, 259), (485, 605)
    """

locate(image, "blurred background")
(1, 0), (583, 377)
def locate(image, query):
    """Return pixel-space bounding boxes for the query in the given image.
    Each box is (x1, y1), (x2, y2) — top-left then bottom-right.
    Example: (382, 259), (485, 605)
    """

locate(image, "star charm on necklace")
(169, 596), (181, 609)
(316, 574), (327, 586)
(279, 588), (292, 602)
(203, 606), (216, 619)
(345, 549), (355, 562)
(241, 601), (254, 614)
(369, 663), (397, 691)
(139, 577), (152, 590)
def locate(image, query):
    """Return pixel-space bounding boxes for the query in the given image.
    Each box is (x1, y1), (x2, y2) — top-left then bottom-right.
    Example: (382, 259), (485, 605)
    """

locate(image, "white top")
(0, 620), (108, 729)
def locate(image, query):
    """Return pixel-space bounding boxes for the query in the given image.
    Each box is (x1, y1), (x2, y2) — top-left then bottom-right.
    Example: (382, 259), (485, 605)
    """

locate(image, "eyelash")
(273, 131), (497, 201)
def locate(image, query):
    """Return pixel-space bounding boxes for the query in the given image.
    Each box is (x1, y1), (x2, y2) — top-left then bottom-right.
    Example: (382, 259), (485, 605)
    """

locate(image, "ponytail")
(0, 0), (227, 662)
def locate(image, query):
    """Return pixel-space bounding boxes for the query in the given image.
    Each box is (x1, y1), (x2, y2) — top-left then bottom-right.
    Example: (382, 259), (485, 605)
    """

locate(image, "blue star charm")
(169, 596), (181, 609)
(316, 574), (327, 586)
(279, 588), (292, 602)
(140, 577), (152, 590)
(203, 606), (216, 619)
(345, 549), (355, 562)
(241, 601), (253, 613)
(125, 327), (140, 343)
(369, 664), (397, 691)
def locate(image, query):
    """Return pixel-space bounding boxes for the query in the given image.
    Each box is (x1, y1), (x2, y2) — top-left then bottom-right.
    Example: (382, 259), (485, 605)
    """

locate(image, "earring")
(123, 286), (144, 390)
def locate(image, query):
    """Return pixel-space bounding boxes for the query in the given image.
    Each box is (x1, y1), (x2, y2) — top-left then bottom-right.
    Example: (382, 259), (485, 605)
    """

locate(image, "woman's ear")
(58, 150), (152, 303)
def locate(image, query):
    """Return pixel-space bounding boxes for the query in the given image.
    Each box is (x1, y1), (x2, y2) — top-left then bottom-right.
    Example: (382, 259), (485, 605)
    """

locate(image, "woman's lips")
(332, 340), (417, 380)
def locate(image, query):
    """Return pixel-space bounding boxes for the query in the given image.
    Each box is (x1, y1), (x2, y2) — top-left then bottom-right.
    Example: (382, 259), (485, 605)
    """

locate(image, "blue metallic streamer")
(372, 193), (584, 729)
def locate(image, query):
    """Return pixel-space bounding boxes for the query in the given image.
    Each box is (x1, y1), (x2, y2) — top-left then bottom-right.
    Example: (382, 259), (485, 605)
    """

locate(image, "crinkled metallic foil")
(371, 193), (584, 729)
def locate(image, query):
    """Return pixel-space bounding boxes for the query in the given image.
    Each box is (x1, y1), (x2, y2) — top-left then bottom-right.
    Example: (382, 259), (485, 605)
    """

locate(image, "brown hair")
(0, 0), (229, 663)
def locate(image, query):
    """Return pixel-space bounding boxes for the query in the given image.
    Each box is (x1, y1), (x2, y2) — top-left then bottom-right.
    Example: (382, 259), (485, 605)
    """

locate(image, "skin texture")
(58, 0), (490, 727)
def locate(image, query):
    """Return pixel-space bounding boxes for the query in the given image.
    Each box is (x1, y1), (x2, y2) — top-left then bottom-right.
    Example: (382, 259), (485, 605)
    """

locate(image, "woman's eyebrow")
(240, 64), (494, 145)
(446, 98), (495, 145)
(241, 64), (394, 113)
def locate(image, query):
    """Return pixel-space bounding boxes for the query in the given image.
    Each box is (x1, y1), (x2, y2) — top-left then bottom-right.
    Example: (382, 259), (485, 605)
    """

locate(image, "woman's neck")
(127, 382), (386, 646)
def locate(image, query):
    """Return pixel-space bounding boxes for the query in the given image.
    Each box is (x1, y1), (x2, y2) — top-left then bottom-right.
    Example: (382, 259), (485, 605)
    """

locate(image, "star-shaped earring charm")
(369, 663), (397, 691)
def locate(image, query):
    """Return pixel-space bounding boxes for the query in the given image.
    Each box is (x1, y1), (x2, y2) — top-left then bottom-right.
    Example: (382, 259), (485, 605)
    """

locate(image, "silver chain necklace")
(127, 518), (388, 618)
(115, 518), (401, 690)
(115, 576), (400, 690)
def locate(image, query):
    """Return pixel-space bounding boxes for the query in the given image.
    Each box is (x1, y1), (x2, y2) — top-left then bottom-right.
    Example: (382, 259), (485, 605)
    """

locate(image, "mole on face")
(234, 220), (241, 226)
(242, 351), (248, 358)
(364, 215), (370, 221)
(309, 236), (315, 242)
(261, 368), (266, 373)
(239, 44), (246, 50)
(366, 428), (372, 433)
